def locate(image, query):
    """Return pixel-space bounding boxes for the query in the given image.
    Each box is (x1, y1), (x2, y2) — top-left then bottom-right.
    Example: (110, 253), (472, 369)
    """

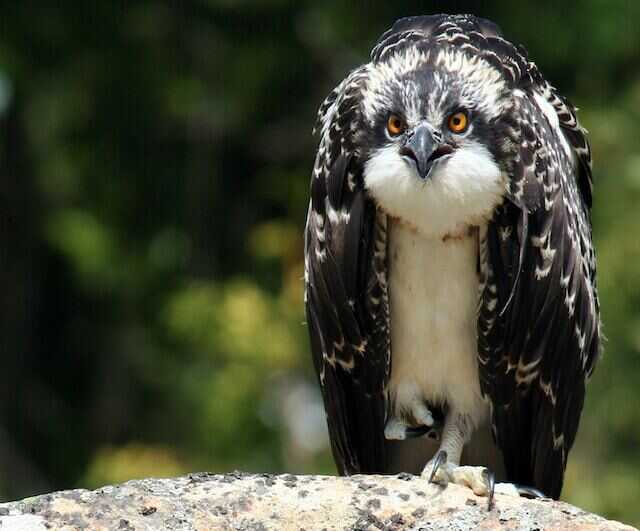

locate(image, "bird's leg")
(421, 411), (545, 508)
(421, 411), (492, 494)
(422, 410), (502, 510)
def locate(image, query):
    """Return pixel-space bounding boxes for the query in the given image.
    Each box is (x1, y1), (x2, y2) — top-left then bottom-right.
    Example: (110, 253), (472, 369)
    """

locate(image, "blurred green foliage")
(0, 1), (638, 527)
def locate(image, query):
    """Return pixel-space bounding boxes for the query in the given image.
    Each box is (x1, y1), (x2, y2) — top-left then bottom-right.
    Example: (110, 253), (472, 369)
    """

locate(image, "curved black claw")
(514, 485), (545, 499)
(483, 468), (496, 511)
(405, 417), (444, 439)
(428, 450), (448, 484)
(405, 425), (431, 438)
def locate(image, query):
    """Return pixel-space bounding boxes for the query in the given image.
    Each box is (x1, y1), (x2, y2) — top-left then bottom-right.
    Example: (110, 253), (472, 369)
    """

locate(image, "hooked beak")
(400, 124), (453, 179)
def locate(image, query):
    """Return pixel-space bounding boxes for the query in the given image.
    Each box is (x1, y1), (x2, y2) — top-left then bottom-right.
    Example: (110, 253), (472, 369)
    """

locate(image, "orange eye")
(387, 114), (406, 136)
(448, 111), (468, 134)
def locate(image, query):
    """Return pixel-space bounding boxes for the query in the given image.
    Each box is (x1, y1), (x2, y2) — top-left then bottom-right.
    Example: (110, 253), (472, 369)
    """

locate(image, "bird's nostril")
(428, 144), (454, 162)
(399, 145), (418, 162)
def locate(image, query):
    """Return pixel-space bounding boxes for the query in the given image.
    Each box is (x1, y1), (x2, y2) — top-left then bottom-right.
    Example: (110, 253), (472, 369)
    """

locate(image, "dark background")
(0, 1), (638, 526)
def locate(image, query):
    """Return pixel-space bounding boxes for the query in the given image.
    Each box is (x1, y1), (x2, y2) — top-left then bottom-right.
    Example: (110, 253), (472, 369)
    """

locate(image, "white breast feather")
(387, 220), (488, 428)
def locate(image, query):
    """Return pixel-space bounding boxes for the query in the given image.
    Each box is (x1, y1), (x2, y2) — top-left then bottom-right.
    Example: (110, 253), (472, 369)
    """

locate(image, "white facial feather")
(364, 142), (506, 238)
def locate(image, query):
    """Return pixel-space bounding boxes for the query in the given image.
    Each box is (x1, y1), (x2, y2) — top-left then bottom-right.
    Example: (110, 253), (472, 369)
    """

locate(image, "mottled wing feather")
(478, 85), (600, 498)
(304, 68), (391, 474)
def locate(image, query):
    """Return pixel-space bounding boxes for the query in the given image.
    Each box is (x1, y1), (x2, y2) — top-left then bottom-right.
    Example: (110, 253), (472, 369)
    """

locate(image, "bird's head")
(361, 45), (513, 238)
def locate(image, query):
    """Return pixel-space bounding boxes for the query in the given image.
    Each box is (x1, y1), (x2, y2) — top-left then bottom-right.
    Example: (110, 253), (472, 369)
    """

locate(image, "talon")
(483, 468), (495, 510)
(514, 485), (545, 499)
(405, 425), (430, 438)
(429, 450), (448, 483)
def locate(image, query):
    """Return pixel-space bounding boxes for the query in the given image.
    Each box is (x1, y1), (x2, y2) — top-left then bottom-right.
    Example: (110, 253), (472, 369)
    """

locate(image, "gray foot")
(423, 450), (499, 510)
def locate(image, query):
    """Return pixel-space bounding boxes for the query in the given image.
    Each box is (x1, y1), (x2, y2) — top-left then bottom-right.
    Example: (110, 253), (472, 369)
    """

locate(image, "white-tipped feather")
(533, 91), (573, 160)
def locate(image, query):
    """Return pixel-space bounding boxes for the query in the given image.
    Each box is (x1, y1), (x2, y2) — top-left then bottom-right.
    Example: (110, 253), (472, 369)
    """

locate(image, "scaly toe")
(422, 450), (449, 484)
(450, 465), (492, 496)
(412, 400), (435, 427)
(423, 457), (499, 506)
(494, 483), (521, 497)
(384, 417), (409, 440)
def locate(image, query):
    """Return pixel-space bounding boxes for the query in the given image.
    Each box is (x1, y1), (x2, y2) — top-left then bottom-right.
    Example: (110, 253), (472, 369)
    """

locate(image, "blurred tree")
(0, 0), (637, 526)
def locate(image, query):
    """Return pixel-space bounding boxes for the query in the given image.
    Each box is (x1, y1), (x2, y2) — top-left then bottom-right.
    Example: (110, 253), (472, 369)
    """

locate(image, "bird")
(304, 13), (600, 503)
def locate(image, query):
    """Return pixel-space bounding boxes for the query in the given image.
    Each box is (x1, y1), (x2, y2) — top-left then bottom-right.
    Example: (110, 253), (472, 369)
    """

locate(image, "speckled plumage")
(304, 14), (600, 499)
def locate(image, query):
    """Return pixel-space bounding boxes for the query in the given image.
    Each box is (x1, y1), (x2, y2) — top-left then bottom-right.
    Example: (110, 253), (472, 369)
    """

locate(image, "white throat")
(364, 143), (506, 238)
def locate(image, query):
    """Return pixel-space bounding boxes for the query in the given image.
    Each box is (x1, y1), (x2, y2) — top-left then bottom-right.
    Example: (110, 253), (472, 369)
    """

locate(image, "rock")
(0, 472), (635, 530)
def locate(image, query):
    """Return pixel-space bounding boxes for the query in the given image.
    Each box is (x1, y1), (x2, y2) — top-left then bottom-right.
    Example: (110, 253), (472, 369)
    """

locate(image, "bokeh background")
(0, 1), (638, 526)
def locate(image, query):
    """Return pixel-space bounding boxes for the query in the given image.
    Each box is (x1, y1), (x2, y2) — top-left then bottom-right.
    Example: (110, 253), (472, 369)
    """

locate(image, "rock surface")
(0, 472), (635, 530)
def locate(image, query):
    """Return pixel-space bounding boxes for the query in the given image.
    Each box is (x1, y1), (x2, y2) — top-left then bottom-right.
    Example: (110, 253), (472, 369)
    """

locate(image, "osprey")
(304, 14), (600, 502)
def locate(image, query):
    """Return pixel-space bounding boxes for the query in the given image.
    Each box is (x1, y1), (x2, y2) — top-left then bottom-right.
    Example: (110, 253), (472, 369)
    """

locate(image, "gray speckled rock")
(0, 472), (635, 530)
